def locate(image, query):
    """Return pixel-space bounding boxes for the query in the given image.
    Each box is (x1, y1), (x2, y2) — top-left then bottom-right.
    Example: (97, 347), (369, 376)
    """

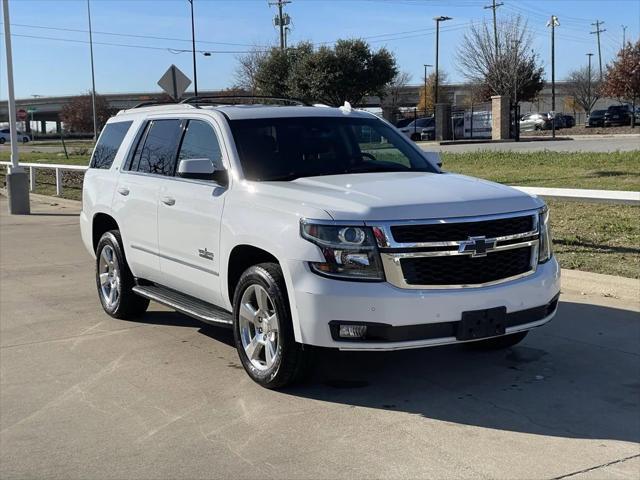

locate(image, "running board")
(132, 284), (233, 327)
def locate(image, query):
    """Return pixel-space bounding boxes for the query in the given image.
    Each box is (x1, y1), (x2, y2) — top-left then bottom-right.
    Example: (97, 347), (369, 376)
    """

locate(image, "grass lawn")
(1, 150), (639, 278)
(441, 150), (640, 191)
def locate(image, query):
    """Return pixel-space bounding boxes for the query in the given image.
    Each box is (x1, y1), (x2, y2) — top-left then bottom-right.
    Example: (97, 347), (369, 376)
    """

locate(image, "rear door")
(156, 118), (228, 306)
(113, 118), (183, 283)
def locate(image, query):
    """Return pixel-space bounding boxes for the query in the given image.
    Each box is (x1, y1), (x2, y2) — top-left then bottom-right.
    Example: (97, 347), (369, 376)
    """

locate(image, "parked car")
(0, 128), (31, 144)
(394, 118), (413, 129)
(80, 99), (559, 388)
(604, 105), (633, 127)
(586, 109), (606, 128)
(400, 117), (435, 141)
(557, 114), (575, 128)
(519, 113), (551, 131)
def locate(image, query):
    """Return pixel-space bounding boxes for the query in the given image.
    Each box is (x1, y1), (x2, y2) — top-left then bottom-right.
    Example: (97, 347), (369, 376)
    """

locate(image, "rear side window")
(178, 120), (223, 171)
(90, 121), (133, 169)
(133, 119), (182, 176)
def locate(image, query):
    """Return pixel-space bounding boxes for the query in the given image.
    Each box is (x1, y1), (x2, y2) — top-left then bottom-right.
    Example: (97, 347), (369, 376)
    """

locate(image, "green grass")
(1, 150), (639, 278)
(441, 151), (640, 191)
(0, 151), (90, 166)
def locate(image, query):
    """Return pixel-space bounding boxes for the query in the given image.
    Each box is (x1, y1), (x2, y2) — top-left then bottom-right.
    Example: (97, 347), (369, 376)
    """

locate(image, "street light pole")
(548, 15), (559, 139)
(2, 0), (30, 214)
(87, 0), (98, 141)
(433, 16), (452, 105)
(423, 64), (432, 116)
(188, 0), (198, 96)
(586, 53), (594, 116)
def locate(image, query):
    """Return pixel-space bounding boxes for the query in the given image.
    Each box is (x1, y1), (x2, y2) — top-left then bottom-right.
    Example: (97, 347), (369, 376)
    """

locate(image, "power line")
(590, 20), (606, 79)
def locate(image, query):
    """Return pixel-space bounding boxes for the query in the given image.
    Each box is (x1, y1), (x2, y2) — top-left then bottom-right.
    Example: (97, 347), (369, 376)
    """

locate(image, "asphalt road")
(421, 135), (640, 153)
(1, 195), (639, 479)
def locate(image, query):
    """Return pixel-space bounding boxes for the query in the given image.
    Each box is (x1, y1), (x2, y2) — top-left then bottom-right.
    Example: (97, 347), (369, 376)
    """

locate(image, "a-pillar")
(434, 103), (452, 141)
(491, 95), (511, 140)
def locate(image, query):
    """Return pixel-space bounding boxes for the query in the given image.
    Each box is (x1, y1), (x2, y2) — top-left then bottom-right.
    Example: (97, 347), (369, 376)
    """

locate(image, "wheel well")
(92, 213), (119, 252)
(227, 245), (279, 303)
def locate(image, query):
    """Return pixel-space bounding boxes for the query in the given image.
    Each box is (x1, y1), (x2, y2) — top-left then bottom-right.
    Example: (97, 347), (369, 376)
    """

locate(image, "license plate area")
(457, 307), (507, 341)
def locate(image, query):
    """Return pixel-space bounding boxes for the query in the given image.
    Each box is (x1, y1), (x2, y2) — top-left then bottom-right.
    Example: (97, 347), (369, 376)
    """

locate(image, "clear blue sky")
(1, 0), (638, 99)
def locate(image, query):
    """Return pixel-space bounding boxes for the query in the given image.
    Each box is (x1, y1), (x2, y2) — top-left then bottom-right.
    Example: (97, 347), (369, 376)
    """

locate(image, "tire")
(95, 230), (149, 319)
(467, 331), (528, 350)
(0, 137), (5, 144)
(233, 263), (312, 389)
(22, 137), (29, 143)
(410, 133), (421, 142)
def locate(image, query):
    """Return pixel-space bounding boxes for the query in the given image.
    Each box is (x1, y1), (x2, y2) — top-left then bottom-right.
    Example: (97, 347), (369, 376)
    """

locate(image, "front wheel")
(233, 263), (312, 389)
(95, 230), (149, 319)
(467, 331), (528, 350)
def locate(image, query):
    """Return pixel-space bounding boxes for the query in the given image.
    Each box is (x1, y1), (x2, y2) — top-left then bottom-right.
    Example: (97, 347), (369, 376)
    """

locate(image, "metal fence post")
(55, 168), (62, 196)
(29, 166), (35, 192)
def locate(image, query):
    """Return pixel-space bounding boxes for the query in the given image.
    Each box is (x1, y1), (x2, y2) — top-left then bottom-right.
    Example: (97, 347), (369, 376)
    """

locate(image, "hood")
(253, 172), (542, 221)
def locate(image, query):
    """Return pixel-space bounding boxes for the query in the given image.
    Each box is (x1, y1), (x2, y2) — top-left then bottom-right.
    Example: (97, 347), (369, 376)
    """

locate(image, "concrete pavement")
(420, 136), (640, 153)
(1, 195), (639, 479)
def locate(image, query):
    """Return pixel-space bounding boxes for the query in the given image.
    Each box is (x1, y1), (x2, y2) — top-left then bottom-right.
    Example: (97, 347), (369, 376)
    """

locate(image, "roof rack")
(131, 100), (178, 109)
(180, 95), (310, 107)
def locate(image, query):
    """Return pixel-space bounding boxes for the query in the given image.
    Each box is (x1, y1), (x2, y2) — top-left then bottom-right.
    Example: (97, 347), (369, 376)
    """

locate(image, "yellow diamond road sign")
(158, 65), (192, 101)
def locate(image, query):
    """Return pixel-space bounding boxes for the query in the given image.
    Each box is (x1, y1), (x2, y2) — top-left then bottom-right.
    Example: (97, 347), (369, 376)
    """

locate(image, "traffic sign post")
(158, 65), (192, 101)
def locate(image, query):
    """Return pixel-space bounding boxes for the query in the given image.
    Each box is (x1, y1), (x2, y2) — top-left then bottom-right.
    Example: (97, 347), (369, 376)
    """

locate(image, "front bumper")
(289, 256), (560, 350)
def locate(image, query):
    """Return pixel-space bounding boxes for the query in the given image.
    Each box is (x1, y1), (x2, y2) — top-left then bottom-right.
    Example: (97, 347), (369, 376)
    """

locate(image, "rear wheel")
(95, 230), (149, 319)
(233, 263), (312, 389)
(410, 132), (421, 141)
(467, 331), (528, 349)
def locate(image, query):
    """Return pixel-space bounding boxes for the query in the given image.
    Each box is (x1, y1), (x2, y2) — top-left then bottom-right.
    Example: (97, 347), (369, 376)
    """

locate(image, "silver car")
(0, 128), (32, 144)
(400, 117), (435, 141)
(519, 113), (550, 131)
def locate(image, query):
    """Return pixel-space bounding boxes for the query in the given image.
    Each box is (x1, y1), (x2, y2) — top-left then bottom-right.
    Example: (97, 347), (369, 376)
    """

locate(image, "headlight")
(538, 206), (553, 263)
(300, 221), (384, 281)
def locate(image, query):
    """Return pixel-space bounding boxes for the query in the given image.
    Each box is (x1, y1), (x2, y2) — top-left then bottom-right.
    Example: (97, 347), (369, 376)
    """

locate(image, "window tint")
(90, 121), (133, 169)
(177, 120), (223, 170)
(135, 119), (182, 176)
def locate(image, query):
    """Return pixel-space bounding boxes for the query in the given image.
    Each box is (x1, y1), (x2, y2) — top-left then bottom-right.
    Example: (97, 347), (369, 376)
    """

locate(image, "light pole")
(433, 16), (452, 105)
(87, 0), (97, 141)
(423, 64), (432, 116)
(2, 0), (30, 214)
(586, 53), (594, 117)
(547, 15), (559, 139)
(187, 0), (198, 96)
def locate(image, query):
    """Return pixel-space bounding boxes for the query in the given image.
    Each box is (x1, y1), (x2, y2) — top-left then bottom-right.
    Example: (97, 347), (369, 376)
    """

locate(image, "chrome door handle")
(161, 196), (176, 206)
(117, 186), (130, 196)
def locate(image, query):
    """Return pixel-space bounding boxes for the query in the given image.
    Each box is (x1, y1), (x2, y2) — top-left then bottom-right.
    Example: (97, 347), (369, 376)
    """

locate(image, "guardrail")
(1, 161), (639, 205)
(1, 161), (87, 196)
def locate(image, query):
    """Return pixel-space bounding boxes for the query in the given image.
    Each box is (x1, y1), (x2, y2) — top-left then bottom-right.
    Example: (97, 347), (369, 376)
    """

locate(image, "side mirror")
(177, 158), (228, 186)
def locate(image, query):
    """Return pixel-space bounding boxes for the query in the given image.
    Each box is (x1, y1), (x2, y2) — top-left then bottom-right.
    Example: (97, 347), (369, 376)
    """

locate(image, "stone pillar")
(40, 120), (47, 134)
(491, 95), (511, 140)
(434, 103), (452, 141)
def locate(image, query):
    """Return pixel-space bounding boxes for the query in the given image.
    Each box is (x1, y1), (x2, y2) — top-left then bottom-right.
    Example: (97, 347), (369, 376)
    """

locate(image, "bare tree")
(564, 66), (600, 115)
(383, 71), (411, 118)
(233, 47), (269, 94)
(457, 15), (544, 105)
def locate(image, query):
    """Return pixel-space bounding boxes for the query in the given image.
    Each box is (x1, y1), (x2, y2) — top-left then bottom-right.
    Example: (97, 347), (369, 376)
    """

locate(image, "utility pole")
(270, 0), (291, 50)
(87, 0), (98, 141)
(2, 0), (30, 214)
(187, 0), (198, 96)
(433, 16), (452, 105)
(548, 15), (560, 139)
(484, 0), (503, 54)
(423, 64), (432, 116)
(284, 26), (290, 49)
(590, 20), (606, 80)
(586, 53), (594, 115)
(622, 25), (627, 47)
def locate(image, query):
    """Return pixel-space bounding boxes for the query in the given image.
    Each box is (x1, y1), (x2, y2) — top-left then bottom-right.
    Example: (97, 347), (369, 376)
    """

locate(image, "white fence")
(1, 161), (639, 205)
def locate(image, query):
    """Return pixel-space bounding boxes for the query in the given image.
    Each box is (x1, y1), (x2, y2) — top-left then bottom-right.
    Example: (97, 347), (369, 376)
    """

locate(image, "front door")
(157, 119), (228, 307)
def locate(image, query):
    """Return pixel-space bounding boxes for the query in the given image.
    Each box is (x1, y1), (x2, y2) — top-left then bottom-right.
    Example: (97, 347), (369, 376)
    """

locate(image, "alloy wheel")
(238, 284), (280, 371)
(98, 244), (120, 308)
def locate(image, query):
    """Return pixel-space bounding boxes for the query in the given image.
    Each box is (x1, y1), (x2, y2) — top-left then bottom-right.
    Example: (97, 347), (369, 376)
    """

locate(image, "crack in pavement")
(551, 453), (640, 479)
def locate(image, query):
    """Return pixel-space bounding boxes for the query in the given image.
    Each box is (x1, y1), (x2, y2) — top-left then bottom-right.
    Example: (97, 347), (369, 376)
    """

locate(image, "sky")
(1, 0), (639, 99)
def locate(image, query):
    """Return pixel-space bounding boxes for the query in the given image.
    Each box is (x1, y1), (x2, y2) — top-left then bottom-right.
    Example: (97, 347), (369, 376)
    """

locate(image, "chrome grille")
(371, 210), (540, 289)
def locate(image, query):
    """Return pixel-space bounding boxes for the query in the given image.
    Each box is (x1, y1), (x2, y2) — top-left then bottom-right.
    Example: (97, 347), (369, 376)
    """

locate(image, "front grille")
(391, 215), (534, 243)
(400, 248), (533, 286)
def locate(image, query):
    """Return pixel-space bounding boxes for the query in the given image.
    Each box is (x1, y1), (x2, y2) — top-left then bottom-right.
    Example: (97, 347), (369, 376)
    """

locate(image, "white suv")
(80, 97), (560, 388)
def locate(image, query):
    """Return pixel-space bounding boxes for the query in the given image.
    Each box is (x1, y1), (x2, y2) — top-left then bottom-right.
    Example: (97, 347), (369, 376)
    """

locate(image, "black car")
(604, 105), (633, 127)
(559, 114), (575, 128)
(586, 109), (606, 128)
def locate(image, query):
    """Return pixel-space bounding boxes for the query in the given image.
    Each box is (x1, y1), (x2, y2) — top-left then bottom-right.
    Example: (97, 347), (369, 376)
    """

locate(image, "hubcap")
(98, 245), (120, 308)
(239, 284), (280, 371)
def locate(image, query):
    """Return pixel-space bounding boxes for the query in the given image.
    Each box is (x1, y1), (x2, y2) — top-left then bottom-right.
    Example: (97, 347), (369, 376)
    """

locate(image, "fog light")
(339, 324), (367, 338)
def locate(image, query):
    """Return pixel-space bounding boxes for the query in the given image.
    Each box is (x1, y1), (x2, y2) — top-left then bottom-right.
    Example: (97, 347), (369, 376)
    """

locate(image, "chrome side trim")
(130, 244), (219, 276)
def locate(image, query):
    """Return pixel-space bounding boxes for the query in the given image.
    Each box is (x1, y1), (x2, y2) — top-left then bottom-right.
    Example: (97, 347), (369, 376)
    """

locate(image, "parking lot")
(1, 195), (639, 479)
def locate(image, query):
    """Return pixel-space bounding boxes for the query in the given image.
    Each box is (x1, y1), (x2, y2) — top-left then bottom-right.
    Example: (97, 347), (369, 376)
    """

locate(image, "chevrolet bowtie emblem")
(459, 236), (496, 257)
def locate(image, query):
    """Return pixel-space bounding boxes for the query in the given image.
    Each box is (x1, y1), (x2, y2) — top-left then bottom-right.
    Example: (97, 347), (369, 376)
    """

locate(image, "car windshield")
(229, 116), (438, 181)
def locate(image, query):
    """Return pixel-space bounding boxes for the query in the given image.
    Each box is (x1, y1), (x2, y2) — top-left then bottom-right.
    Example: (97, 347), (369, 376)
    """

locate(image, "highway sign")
(26, 107), (37, 113)
(16, 109), (27, 121)
(158, 65), (191, 101)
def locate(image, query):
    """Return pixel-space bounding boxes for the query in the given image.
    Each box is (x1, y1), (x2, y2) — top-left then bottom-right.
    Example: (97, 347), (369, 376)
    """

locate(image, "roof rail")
(131, 101), (178, 109)
(180, 95), (310, 107)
